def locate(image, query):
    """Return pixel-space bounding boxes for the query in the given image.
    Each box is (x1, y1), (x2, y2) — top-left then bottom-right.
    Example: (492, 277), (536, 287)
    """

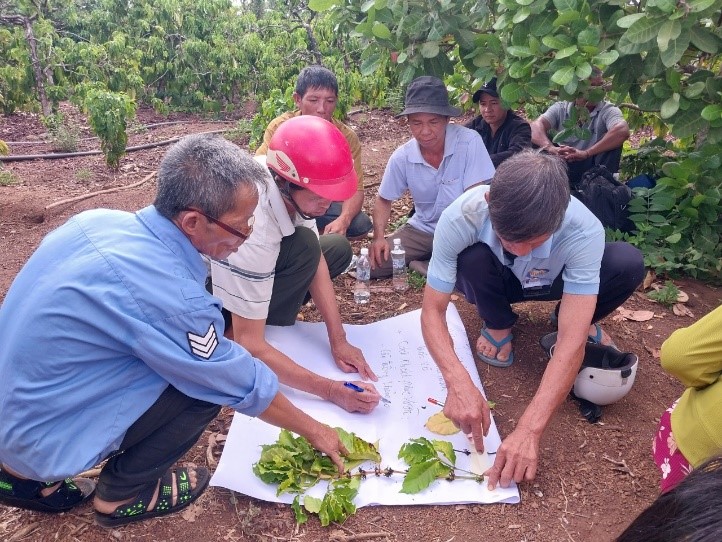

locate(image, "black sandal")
(0, 467), (95, 513)
(95, 466), (210, 528)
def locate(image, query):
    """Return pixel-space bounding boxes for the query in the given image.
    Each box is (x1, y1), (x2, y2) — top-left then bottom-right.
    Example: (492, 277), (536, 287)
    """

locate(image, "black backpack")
(572, 165), (635, 233)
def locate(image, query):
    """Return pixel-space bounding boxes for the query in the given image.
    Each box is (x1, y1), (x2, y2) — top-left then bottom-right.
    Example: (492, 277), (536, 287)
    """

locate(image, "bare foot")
(93, 468), (199, 515)
(476, 327), (513, 362)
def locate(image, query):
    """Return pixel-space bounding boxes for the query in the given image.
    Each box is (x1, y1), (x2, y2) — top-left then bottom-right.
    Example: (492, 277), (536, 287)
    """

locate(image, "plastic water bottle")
(391, 238), (408, 291)
(354, 247), (371, 304)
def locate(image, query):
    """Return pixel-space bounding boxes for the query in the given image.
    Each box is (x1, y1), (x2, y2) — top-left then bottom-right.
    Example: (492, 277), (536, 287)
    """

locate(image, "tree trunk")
(23, 16), (51, 116)
(0, 14), (52, 116)
(303, 22), (322, 65)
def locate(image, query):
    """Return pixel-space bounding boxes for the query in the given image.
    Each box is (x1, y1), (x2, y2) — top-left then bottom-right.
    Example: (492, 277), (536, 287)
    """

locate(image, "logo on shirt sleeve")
(187, 323), (218, 359)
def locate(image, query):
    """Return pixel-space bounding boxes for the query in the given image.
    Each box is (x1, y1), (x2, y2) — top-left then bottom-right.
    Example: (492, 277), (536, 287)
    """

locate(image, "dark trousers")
(219, 227), (352, 329)
(455, 242), (644, 330)
(567, 146), (623, 185)
(96, 385), (220, 501)
(267, 227), (352, 326)
(315, 202), (372, 239)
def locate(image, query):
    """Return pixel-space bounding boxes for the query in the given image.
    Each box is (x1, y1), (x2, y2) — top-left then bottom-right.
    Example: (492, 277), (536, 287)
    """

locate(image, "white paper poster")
(211, 304), (520, 506)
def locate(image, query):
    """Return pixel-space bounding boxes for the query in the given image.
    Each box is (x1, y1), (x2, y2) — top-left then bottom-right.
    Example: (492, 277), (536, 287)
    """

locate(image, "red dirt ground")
(1, 105), (720, 542)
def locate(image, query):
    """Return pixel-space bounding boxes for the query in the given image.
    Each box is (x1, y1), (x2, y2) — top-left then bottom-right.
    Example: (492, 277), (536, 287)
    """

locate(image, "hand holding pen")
(325, 380), (381, 413)
(345, 382), (391, 404)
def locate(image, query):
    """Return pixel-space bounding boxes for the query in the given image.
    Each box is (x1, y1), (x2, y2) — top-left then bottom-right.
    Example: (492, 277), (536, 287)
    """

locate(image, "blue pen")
(343, 382), (391, 404)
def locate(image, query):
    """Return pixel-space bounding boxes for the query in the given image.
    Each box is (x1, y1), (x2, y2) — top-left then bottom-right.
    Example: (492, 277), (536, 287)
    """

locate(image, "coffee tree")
(312, 0), (722, 279)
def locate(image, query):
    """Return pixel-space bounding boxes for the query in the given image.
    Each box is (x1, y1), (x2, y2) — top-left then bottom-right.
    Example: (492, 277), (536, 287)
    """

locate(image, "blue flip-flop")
(476, 326), (514, 368)
(550, 312), (619, 350)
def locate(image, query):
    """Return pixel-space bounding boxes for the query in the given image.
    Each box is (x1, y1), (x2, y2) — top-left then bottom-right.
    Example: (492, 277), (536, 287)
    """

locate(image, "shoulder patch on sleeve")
(187, 323), (219, 359)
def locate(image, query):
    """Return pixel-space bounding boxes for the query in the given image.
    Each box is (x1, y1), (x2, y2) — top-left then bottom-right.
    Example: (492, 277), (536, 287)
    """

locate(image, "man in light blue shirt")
(421, 150), (643, 492)
(370, 76), (495, 277)
(0, 134), (347, 527)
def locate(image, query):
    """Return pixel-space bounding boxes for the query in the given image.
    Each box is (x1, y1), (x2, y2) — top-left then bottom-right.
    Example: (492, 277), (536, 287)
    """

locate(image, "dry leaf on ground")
(642, 270), (656, 290)
(672, 303), (694, 317)
(614, 307), (655, 322)
(425, 411), (460, 435)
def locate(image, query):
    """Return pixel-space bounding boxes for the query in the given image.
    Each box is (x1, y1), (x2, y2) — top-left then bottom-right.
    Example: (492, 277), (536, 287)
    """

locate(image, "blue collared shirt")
(0, 206), (278, 480)
(379, 124), (495, 235)
(427, 186), (605, 295)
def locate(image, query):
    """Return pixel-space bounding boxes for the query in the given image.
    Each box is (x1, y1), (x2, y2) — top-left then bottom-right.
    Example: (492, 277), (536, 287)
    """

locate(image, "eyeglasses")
(182, 208), (255, 240)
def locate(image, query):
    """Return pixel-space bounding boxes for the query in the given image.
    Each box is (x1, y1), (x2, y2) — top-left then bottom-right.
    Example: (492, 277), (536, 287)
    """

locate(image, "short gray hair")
(154, 134), (263, 220)
(488, 150), (570, 242)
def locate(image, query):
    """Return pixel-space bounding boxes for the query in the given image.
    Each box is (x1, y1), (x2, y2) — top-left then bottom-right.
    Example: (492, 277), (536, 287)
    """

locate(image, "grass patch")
(408, 270), (426, 289)
(0, 170), (18, 186)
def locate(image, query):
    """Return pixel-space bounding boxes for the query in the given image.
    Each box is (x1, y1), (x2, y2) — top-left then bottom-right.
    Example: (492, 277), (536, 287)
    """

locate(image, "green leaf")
(292, 496), (309, 524)
(616, 13), (645, 29)
(665, 232), (682, 243)
(542, 34), (574, 50)
(578, 28), (601, 48)
(642, 52), (665, 77)
(555, 45), (578, 59)
(660, 93), (680, 119)
(420, 41), (440, 58)
(372, 22), (392, 40)
(360, 53), (383, 76)
(574, 62), (592, 80)
(398, 437), (437, 465)
(308, 0), (338, 10)
(400, 459), (450, 494)
(617, 34), (648, 54)
(661, 31), (690, 67)
(500, 82), (523, 103)
(552, 0), (578, 11)
(507, 45), (534, 58)
(671, 107), (704, 138)
(661, 162), (686, 179)
(593, 50), (619, 66)
(303, 495), (322, 514)
(551, 66), (575, 86)
(512, 7), (531, 23)
(687, 0), (717, 12)
(654, 0), (679, 13)
(530, 12), (556, 36)
(690, 26), (719, 54)
(334, 427), (382, 466)
(553, 10), (580, 26)
(432, 440), (457, 464)
(657, 20), (681, 51)
(701, 104), (722, 121)
(318, 478), (359, 526)
(624, 17), (665, 45)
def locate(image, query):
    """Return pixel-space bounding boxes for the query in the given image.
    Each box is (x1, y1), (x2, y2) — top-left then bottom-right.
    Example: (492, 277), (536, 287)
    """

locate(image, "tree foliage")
(313, 0), (722, 280)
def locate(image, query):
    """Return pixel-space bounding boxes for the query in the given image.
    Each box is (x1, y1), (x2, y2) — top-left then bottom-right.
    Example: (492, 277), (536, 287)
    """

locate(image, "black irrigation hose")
(3, 120), (235, 145)
(0, 129), (229, 162)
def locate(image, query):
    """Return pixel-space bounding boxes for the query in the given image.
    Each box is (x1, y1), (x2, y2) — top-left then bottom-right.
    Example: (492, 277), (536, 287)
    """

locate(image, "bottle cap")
(360, 247), (369, 255)
(393, 238), (401, 245)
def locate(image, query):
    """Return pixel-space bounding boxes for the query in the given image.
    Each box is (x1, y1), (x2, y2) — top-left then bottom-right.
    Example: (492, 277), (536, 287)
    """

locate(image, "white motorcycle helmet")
(540, 332), (638, 406)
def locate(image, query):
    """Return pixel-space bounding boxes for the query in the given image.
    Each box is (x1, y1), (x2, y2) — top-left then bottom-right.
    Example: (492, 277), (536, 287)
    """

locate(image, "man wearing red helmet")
(256, 65), (371, 240)
(210, 116), (382, 414)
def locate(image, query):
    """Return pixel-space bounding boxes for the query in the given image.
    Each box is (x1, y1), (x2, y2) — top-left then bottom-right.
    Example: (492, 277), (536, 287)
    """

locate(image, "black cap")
(472, 78), (499, 103)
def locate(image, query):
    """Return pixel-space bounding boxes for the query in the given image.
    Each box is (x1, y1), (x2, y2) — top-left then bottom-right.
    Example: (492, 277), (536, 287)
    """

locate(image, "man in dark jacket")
(465, 78), (531, 167)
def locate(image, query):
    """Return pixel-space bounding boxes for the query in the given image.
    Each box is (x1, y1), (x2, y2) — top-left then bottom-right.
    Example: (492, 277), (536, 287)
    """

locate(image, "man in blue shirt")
(0, 134), (347, 527)
(421, 150), (644, 491)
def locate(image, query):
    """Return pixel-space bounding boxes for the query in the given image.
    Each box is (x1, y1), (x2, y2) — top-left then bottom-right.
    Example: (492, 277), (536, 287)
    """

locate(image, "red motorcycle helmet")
(266, 115), (357, 201)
